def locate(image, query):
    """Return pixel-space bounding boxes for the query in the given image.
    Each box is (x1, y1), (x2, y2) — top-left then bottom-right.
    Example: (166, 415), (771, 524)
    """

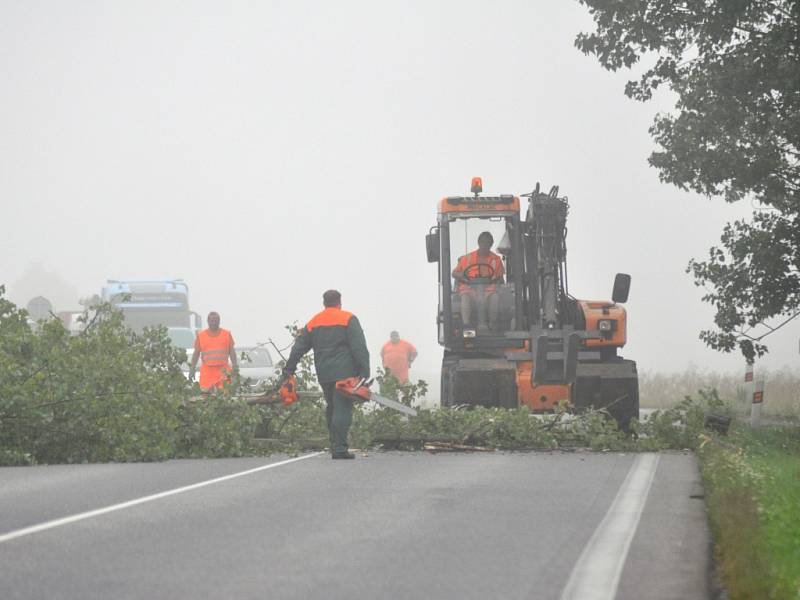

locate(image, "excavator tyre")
(441, 357), (517, 409)
(573, 359), (639, 432)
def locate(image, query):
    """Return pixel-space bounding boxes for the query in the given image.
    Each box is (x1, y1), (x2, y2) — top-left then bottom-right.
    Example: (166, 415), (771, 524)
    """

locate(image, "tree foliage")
(0, 291), (740, 463)
(0, 288), (257, 465)
(576, 0), (800, 359)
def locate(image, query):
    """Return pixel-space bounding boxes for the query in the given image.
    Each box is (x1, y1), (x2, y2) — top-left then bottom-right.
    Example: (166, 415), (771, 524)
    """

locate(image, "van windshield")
(167, 328), (196, 349)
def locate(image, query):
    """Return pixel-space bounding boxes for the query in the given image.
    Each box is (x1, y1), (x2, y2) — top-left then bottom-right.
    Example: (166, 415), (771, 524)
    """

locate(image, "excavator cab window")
(447, 217), (516, 336)
(448, 218), (507, 276)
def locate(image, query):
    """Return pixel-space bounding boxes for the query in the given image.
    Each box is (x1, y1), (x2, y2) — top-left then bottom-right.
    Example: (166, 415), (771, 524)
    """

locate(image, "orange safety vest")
(454, 250), (504, 292)
(306, 307), (354, 331)
(197, 328), (234, 366)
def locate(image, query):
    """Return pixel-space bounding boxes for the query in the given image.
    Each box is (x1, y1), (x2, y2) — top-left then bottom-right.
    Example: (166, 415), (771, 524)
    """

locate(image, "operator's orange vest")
(197, 329), (233, 366)
(455, 250), (503, 292)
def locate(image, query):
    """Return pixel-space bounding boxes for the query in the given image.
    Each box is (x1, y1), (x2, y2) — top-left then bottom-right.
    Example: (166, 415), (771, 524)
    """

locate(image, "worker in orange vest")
(452, 231), (505, 330)
(380, 331), (417, 383)
(188, 311), (238, 391)
(282, 290), (370, 459)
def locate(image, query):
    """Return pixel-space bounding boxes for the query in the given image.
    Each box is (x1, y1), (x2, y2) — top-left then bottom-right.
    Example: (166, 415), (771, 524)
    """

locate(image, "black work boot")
(331, 451), (355, 460)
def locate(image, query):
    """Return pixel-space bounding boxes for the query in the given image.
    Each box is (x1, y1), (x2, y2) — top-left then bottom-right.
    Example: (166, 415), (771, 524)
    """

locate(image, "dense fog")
(3, 1), (797, 389)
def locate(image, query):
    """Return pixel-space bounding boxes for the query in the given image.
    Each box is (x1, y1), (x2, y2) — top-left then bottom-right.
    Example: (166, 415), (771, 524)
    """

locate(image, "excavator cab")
(426, 189), (526, 350)
(447, 219), (518, 337)
(426, 178), (640, 431)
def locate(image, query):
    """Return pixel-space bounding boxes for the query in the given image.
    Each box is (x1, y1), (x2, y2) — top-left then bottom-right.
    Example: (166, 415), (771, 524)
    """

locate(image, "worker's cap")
(390, 330), (399, 337)
(478, 231), (494, 244)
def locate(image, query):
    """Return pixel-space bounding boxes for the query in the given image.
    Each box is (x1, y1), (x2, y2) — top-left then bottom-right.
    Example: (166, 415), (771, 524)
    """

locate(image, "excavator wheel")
(440, 356), (458, 408)
(573, 359), (640, 433)
(440, 355), (517, 409)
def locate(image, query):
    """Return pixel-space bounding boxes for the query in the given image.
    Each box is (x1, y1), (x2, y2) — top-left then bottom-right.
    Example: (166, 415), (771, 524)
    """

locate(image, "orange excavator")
(425, 178), (638, 430)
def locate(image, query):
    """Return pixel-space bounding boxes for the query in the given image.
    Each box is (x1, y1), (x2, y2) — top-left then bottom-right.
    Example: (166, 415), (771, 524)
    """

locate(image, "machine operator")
(452, 231), (505, 331)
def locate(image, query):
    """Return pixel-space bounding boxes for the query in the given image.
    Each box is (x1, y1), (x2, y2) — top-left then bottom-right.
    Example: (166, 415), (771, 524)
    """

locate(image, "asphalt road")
(0, 452), (711, 600)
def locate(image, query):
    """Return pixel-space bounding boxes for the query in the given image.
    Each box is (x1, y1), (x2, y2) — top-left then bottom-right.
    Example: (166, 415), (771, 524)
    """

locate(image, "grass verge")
(698, 425), (800, 599)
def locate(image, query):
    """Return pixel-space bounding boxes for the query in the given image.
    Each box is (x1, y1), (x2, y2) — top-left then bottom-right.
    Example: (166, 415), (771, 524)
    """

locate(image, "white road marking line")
(560, 453), (660, 600)
(0, 452), (324, 544)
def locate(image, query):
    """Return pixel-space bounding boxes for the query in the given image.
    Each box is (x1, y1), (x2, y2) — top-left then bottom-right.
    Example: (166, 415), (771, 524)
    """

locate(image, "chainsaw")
(336, 377), (418, 417)
(245, 375), (299, 406)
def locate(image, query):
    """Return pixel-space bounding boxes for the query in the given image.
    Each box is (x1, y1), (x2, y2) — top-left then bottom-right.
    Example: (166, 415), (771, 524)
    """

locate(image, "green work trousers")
(322, 382), (354, 454)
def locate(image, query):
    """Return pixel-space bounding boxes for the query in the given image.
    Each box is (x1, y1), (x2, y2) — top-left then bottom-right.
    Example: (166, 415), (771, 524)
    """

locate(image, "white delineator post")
(751, 378), (764, 428)
(745, 361), (755, 422)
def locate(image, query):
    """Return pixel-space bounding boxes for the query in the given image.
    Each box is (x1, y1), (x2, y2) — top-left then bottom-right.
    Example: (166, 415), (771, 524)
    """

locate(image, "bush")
(376, 368), (428, 406)
(175, 388), (260, 458)
(0, 288), (264, 464)
(1, 291), (742, 463)
(0, 291), (190, 464)
(635, 391), (712, 451)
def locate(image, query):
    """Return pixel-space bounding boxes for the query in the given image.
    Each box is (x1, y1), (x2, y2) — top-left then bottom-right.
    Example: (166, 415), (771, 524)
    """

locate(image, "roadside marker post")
(750, 378), (764, 428)
(745, 361), (756, 426)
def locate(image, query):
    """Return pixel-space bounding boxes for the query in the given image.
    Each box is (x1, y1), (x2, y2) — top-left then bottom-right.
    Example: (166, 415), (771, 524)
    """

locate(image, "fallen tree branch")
(424, 441), (493, 453)
(372, 435), (465, 448)
(244, 390), (322, 405)
(252, 437), (328, 450)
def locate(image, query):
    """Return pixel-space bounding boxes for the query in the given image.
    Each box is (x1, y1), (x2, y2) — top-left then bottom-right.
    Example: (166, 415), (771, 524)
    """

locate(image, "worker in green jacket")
(282, 289), (370, 459)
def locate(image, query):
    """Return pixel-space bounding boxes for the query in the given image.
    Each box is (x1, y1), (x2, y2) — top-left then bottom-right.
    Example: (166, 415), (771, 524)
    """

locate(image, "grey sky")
(2, 0), (797, 381)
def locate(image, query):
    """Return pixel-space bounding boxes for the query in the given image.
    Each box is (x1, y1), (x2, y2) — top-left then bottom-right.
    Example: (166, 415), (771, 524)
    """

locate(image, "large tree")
(576, 0), (800, 361)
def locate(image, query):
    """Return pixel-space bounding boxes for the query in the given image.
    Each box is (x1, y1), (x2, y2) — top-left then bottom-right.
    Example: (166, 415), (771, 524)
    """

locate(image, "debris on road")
(423, 441), (493, 453)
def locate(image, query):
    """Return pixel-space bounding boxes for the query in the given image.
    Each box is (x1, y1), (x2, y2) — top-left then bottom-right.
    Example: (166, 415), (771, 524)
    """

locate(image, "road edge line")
(559, 453), (660, 600)
(0, 452), (324, 544)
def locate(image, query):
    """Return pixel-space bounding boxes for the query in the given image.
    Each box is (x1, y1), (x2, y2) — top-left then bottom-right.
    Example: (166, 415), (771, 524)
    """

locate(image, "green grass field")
(699, 425), (800, 599)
